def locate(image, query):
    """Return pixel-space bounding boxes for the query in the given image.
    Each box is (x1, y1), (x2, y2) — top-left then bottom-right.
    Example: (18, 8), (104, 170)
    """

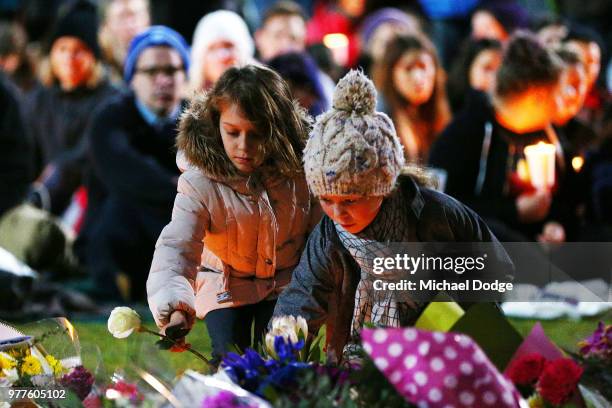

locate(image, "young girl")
(272, 70), (512, 362)
(374, 34), (450, 163)
(147, 65), (320, 361)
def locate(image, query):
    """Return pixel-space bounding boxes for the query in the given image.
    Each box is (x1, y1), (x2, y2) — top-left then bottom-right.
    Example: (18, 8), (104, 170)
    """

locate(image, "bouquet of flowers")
(0, 318), (98, 406)
(0, 336), (65, 388)
(506, 354), (583, 407)
(573, 321), (612, 403)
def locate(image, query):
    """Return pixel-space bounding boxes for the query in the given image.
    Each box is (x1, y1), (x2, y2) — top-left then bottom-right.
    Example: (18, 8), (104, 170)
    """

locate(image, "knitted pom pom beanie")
(303, 70), (405, 196)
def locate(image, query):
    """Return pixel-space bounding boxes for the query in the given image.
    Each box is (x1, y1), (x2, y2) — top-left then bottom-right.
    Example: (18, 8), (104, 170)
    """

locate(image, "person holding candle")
(429, 31), (580, 242)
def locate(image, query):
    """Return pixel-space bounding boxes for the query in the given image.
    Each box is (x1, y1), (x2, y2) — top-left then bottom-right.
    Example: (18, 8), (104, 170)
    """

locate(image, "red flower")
(537, 358), (583, 406)
(507, 353), (547, 385)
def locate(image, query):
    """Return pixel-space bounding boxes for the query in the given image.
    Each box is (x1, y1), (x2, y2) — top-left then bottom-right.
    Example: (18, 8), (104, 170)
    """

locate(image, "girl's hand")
(161, 310), (191, 352)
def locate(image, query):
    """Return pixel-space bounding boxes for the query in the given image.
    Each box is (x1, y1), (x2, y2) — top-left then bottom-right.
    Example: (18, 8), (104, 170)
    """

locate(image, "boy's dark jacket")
(272, 175), (513, 360)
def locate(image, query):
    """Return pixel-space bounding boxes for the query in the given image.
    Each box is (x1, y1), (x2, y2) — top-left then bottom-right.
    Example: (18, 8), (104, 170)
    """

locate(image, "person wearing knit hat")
(124, 25), (190, 83)
(273, 70), (513, 362)
(24, 0), (118, 215)
(47, 0), (101, 58)
(39, 0), (108, 92)
(122, 25), (189, 121)
(80, 26), (190, 301)
(189, 10), (255, 91)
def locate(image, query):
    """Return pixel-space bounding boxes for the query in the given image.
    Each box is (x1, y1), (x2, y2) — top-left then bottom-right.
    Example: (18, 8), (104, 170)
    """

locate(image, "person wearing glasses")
(80, 26), (190, 301)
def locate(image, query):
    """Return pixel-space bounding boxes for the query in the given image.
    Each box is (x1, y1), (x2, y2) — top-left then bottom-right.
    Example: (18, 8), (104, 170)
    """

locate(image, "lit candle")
(524, 142), (556, 190)
(571, 156), (584, 172)
(323, 33), (349, 67)
(516, 158), (530, 182)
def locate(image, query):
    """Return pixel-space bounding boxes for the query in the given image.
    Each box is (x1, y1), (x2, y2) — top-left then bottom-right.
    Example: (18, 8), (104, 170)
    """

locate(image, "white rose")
(108, 307), (142, 338)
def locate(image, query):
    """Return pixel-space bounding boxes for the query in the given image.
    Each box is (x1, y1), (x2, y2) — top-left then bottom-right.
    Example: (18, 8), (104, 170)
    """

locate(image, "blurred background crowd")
(0, 0), (610, 315)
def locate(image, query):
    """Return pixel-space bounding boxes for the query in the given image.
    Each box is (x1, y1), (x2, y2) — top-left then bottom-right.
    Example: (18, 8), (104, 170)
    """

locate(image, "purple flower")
(60, 366), (95, 400)
(579, 321), (612, 359)
(201, 390), (257, 408)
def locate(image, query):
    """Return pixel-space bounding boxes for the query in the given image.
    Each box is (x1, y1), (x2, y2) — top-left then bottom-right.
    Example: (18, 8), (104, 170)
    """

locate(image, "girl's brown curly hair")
(178, 64), (312, 180)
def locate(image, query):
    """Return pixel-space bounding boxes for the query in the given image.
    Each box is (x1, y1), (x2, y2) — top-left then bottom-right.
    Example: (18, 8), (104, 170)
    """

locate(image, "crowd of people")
(0, 0), (610, 361)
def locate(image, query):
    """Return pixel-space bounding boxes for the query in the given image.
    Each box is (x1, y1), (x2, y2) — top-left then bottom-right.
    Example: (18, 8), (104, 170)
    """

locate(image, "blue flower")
(256, 362), (310, 396)
(221, 349), (267, 391)
(273, 335), (304, 362)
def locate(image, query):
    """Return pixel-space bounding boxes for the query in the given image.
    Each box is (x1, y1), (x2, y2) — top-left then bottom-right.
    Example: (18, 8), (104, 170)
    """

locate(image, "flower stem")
(139, 328), (215, 369)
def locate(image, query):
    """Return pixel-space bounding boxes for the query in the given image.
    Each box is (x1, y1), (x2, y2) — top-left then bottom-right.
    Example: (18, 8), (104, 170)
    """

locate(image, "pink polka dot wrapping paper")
(361, 328), (529, 408)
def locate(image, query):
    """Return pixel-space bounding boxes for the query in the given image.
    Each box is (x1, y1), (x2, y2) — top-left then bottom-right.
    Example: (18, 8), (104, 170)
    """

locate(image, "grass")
(10, 310), (612, 379)
(78, 311), (611, 377)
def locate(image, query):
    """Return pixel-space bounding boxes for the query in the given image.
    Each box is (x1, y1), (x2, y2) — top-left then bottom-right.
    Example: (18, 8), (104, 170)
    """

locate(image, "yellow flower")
(20, 355), (42, 376)
(528, 394), (545, 408)
(0, 352), (16, 371)
(45, 355), (63, 375)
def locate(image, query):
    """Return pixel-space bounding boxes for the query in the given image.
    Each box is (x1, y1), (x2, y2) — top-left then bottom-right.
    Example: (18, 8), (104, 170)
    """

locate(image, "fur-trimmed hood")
(176, 91), (309, 188)
(176, 92), (240, 182)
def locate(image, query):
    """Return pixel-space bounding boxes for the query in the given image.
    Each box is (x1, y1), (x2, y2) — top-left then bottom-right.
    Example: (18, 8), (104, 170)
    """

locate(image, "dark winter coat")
(0, 73), (34, 216)
(272, 175), (513, 360)
(24, 81), (118, 213)
(83, 91), (181, 241)
(428, 92), (582, 239)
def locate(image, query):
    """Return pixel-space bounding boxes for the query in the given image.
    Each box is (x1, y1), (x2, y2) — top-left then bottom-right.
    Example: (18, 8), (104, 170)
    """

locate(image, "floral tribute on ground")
(0, 308), (610, 407)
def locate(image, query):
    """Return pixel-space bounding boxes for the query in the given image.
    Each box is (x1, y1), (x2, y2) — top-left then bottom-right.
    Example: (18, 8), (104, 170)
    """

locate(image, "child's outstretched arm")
(147, 171), (211, 331)
(272, 220), (336, 335)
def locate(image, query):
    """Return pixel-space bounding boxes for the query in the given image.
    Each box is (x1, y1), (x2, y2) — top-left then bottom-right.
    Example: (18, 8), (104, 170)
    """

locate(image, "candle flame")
(323, 33), (349, 49)
(572, 156), (584, 172)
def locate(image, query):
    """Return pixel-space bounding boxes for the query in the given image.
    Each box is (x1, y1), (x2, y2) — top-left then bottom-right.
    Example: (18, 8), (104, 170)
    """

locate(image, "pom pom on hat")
(303, 70), (405, 197)
(332, 69), (377, 114)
